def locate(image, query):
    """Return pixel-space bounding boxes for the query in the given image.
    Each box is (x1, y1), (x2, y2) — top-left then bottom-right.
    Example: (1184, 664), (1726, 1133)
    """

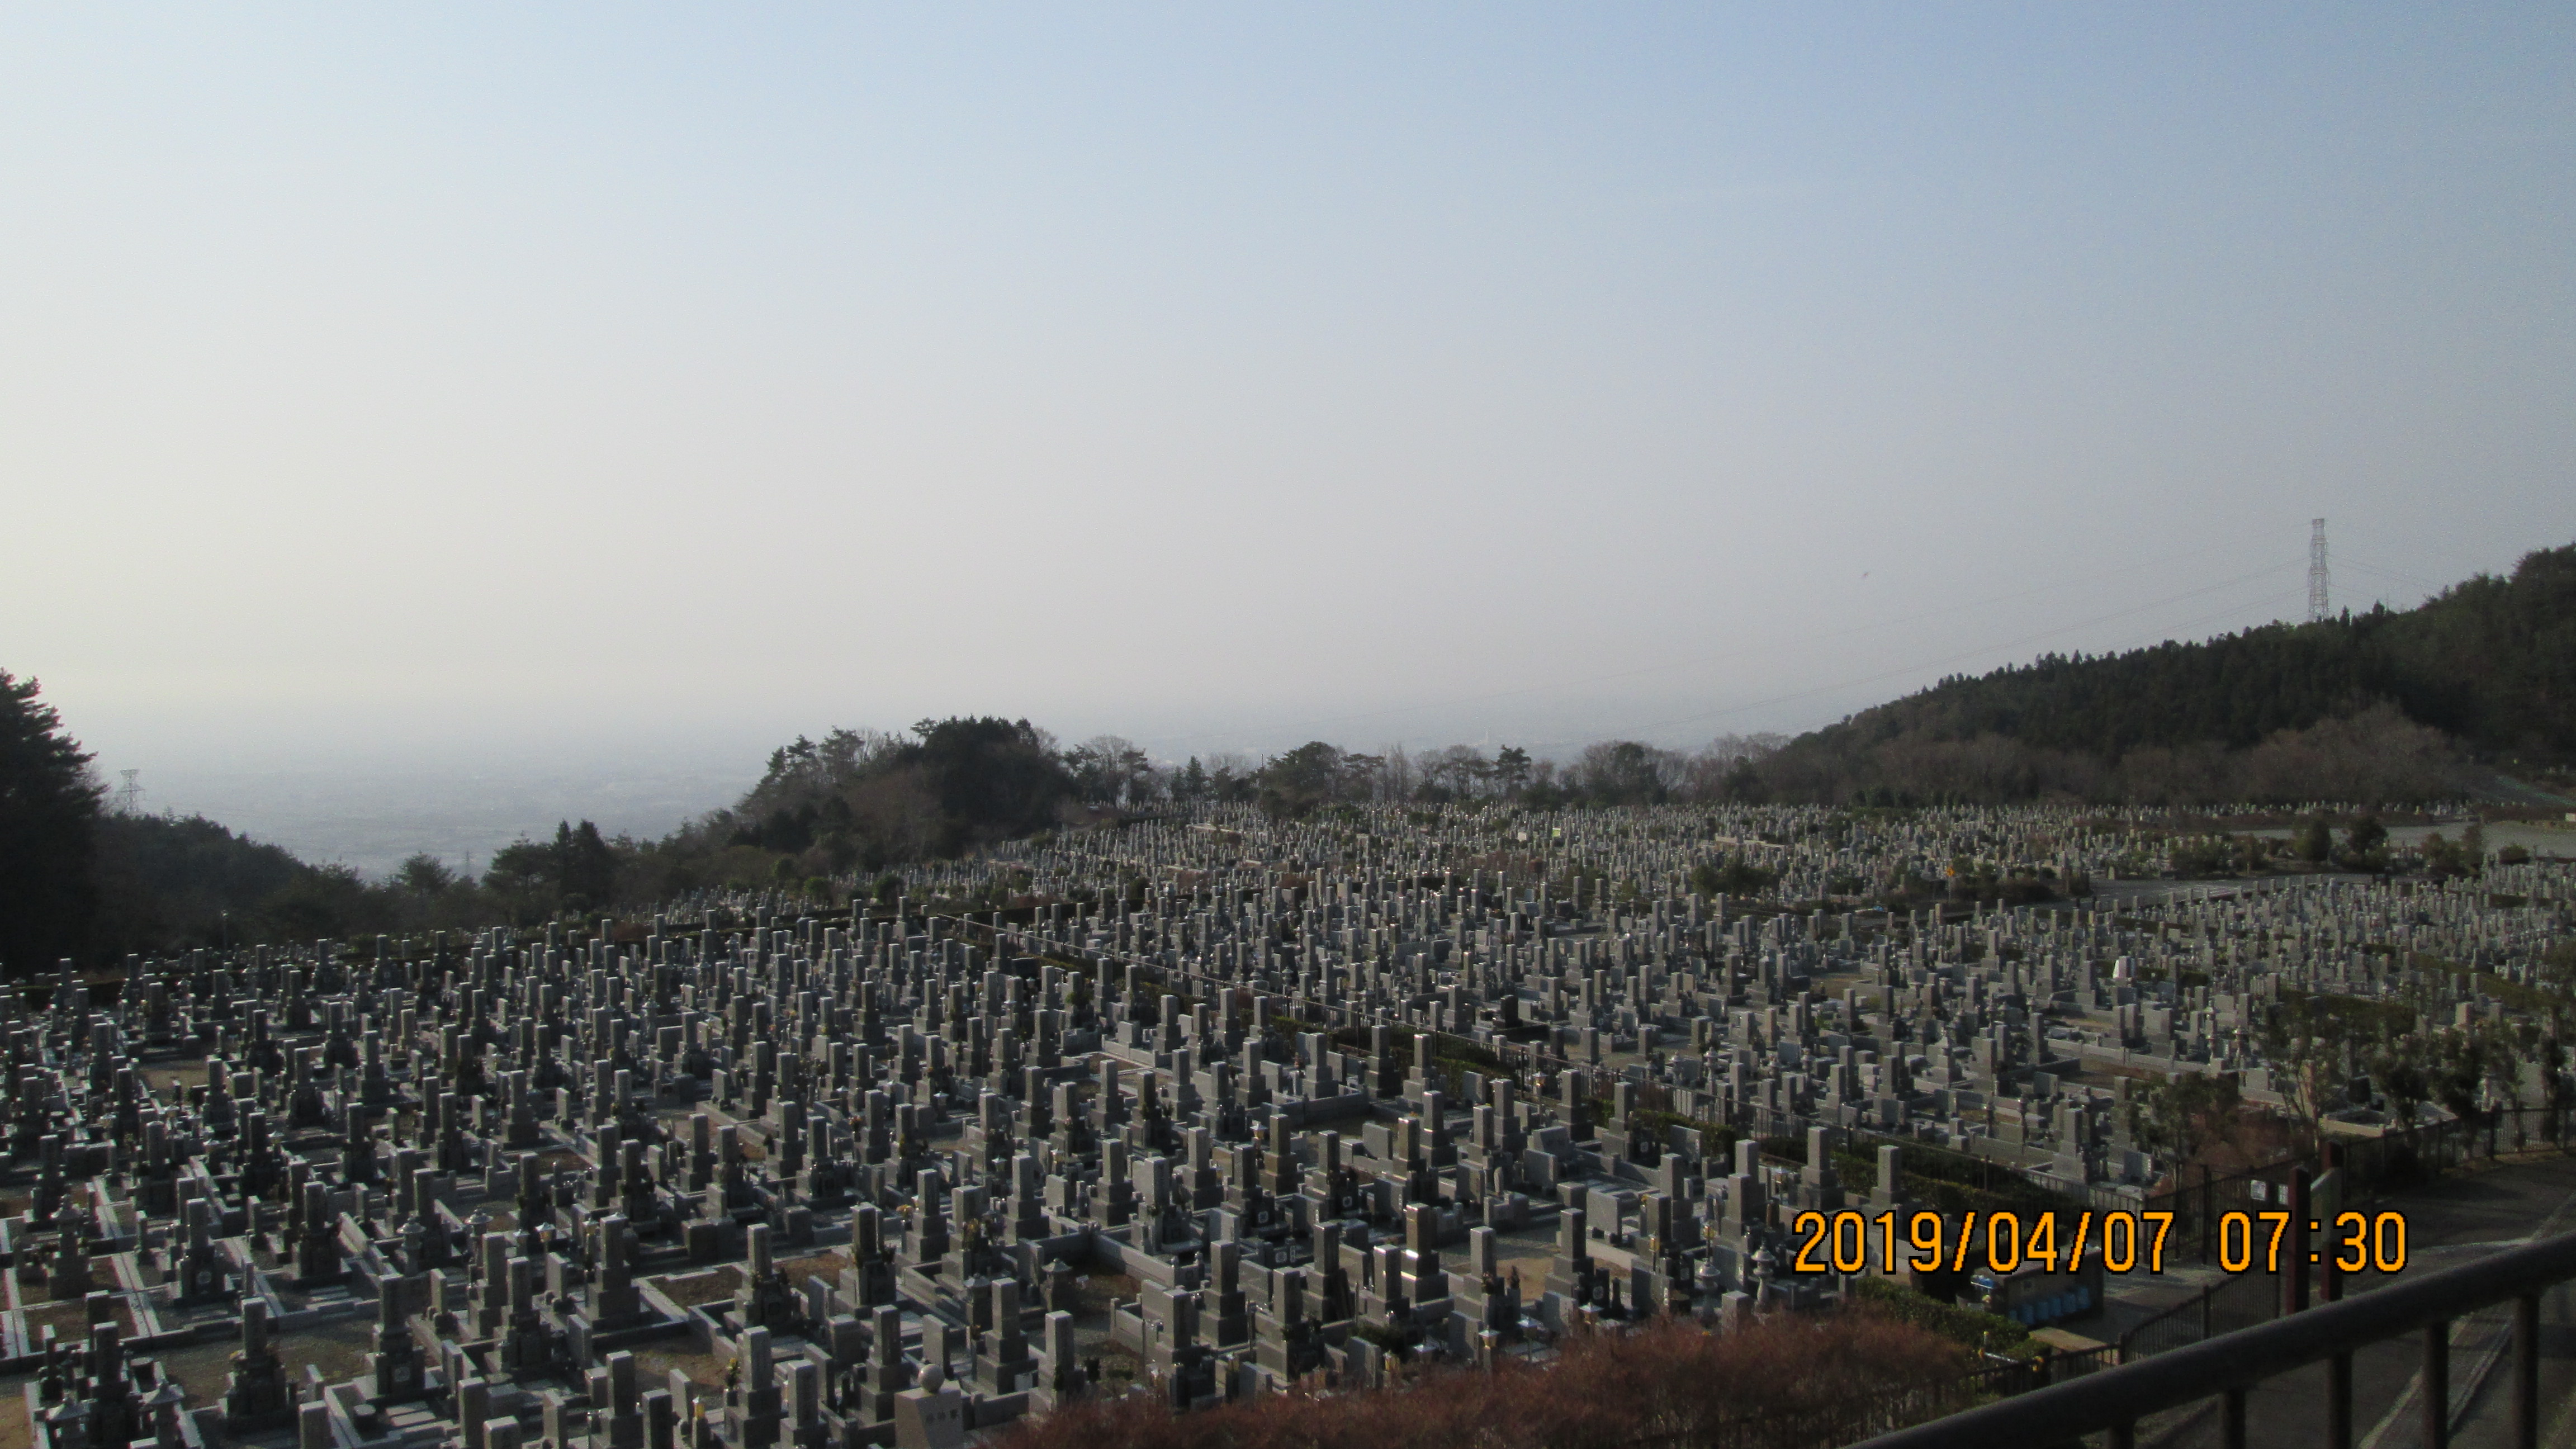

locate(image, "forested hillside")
(1753, 541), (2576, 804)
(0, 688), (1090, 966)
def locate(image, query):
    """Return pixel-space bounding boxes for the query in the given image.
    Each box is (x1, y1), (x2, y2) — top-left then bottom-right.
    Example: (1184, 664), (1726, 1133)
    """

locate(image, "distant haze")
(7, 7), (2571, 870)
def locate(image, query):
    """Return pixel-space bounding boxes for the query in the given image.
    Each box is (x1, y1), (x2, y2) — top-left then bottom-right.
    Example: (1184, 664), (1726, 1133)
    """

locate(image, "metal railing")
(1853, 1228), (2576, 1449)
(2132, 1105), (2572, 1267)
(2115, 1263), (2283, 1362)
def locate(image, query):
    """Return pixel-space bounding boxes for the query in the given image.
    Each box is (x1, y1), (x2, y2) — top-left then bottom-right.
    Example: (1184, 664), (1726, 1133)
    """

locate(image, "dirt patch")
(16, 1261), (117, 1307)
(775, 1252), (848, 1285)
(155, 1339), (239, 1407)
(627, 1343), (732, 1404)
(652, 1267), (741, 1309)
(18, 1297), (102, 1346)
(277, 1317), (374, 1387)
(144, 1064), (211, 1102)
(1072, 1272), (1140, 1317)
(1487, 1220), (1559, 1291)
(0, 1374), (30, 1449)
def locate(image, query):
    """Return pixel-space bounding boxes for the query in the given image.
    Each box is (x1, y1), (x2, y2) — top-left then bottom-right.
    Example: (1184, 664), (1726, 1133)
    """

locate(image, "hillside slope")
(1754, 541), (2576, 805)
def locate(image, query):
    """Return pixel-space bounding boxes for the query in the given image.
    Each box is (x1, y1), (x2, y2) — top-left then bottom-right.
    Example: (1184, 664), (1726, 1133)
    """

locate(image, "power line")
(2328, 518), (2516, 583)
(1152, 537), (2285, 753)
(1593, 560), (2303, 741)
(2331, 556), (2450, 598)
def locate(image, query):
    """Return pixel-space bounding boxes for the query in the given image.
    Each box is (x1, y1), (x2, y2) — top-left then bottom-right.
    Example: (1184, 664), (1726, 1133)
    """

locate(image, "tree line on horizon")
(0, 681), (1797, 965)
(3, 541), (2565, 966)
(1746, 539), (2576, 808)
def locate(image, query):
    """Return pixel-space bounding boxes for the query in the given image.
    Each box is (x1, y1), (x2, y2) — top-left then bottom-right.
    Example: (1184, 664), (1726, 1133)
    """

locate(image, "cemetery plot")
(7, 800), (2568, 1447)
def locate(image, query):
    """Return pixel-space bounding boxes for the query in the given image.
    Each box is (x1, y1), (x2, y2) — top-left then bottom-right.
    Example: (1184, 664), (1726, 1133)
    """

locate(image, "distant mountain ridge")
(1752, 541), (2576, 805)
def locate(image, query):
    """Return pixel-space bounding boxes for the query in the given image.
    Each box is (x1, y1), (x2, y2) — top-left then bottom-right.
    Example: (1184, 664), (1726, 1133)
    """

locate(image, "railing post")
(2289, 1166), (2312, 1314)
(2425, 1318), (2450, 1449)
(2329, 1350), (2353, 1449)
(2513, 1293), (2540, 1449)
(2222, 1387), (2247, 1449)
(2200, 1162), (2215, 1263)
(2321, 1157), (2344, 1304)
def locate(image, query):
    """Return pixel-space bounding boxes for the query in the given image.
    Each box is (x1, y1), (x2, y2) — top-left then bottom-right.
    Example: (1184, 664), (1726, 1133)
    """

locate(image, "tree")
(1064, 736), (1153, 808)
(483, 837), (558, 912)
(1417, 745), (1493, 801)
(2294, 816), (2335, 863)
(2427, 1027), (2491, 1124)
(557, 820), (621, 911)
(1722, 541), (2576, 806)
(2544, 941), (2576, 996)
(0, 672), (102, 975)
(2271, 1029), (2345, 1143)
(1208, 757), (1257, 803)
(1572, 740), (1678, 805)
(262, 863), (389, 941)
(902, 717), (1073, 851)
(2340, 815), (2390, 872)
(1254, 742), (1355, 817)
(2422, 831), (2479, 880)
(395, 854), (459, 893)
(483, 821), (624, 917)
(2129, 1071), (2243, 1172)
(2367, 1037), (2431, 1132)
(90, 812), (309, 954)
(1690, 857), (1777, 898)
(1375, 744), (1414, 802)
(1684, 733), (1788, 800)
(1494, 746), (1533, 797)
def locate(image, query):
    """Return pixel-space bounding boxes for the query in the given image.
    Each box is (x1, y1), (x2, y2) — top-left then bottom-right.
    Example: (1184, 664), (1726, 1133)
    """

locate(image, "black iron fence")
(2106, 1105), (2573, 1365)
(1853, 1228), (2576, 1449)
(2132, 1105), (2573, 1268)
(2116, 1260), (2284, 1362)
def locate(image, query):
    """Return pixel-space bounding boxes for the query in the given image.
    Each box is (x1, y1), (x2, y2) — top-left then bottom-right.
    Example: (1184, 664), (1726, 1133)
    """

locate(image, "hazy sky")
(7, 6), (2572, 809)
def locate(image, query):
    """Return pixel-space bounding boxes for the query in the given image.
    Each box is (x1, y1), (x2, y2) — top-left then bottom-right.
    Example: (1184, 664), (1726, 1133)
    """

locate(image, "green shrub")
(1852, 1275), (2030, 1354)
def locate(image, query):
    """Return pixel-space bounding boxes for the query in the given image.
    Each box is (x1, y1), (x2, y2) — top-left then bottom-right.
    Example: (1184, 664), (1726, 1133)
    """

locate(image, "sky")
(4, 6), (2572, 868)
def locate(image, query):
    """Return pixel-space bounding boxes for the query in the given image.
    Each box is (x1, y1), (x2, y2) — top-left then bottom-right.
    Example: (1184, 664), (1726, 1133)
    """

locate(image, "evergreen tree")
(0, 672), (103, 974)
(557, 819), (621, 910)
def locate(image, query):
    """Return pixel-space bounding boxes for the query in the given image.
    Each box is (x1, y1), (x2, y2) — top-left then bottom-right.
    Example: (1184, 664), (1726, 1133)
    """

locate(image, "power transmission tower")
(114, 769), (144, 815)
(2308, 518), (2331, 623)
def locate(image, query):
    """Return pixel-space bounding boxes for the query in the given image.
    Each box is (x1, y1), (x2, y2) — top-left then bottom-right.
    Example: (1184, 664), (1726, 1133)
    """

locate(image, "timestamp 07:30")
(1782, 1209), (2415, 1277)
(2212, 1209), (2411, 1275)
